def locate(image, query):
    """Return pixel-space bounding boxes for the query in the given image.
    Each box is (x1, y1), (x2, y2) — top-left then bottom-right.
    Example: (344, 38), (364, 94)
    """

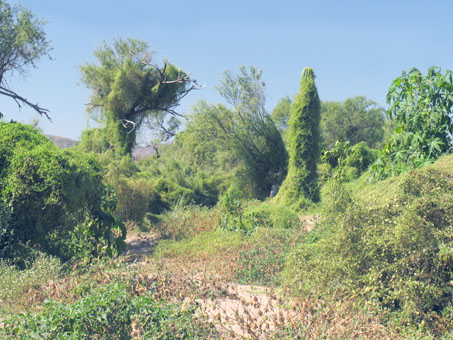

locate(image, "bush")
(321, 141), (376, 181)
(283, 155), (453, 328)
(110, 177), (154, 223)
(220, 190), (300, 236)
(0, 282), (216, 339)
(0, 123), (126, 266)
(242, 202), (300, 229)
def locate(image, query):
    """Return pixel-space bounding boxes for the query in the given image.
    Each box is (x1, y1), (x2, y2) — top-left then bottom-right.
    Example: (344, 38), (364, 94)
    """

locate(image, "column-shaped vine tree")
(275, 67), (321, 207)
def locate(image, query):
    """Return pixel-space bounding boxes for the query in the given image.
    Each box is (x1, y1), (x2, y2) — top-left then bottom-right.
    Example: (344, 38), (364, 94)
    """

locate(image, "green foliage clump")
(0, 282), (215, 339)
(374, 66), (453, 178)
(220, 190), (299, 235)
(0, 123), (125, 266)
(322, 141), (377, 181)
(275, 67), (321, 207)
(284, 155), (453, 328)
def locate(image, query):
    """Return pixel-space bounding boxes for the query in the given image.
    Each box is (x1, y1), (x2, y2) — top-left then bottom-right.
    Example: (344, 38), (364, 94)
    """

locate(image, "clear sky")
(1, 0), (453, 140)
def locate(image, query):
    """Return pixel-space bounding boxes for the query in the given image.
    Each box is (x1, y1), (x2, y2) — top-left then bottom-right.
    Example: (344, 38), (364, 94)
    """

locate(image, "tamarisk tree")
(81, 38), (200, 155)
(275, 67), (321, 207)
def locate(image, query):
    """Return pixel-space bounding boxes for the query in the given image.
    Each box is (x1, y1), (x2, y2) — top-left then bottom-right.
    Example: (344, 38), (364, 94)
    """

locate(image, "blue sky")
(1, 0), (453, 140)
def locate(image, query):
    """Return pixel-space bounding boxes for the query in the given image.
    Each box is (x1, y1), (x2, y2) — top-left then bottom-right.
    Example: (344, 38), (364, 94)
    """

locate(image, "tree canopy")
(80, 38), (200, 155)
(0, 0), (51, 118)
(320, 96), (385, 150)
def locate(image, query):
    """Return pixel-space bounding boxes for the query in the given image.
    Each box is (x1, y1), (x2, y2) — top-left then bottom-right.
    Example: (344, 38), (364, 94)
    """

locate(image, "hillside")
(45, 134), (79, 148)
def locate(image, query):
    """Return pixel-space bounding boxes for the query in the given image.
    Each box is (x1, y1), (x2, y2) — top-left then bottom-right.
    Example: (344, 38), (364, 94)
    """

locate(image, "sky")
(1, 0), (453, 140)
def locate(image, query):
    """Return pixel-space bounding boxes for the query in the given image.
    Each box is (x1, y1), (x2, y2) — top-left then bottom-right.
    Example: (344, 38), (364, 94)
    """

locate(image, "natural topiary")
(275, 68), (321, 207)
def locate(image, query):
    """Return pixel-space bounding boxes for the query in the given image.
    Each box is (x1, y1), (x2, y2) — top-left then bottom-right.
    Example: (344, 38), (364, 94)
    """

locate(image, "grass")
(0, 254), (61, 316)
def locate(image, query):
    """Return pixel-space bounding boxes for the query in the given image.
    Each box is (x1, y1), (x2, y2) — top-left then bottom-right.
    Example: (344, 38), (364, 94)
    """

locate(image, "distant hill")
(45, 134), (160, 160)
(132, 145), (158, 160)
(46, 134), (79, 148)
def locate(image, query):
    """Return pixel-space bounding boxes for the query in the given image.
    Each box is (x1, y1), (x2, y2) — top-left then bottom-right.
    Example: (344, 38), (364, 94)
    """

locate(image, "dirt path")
(124, 232), (159, 263)
(124, 232), (297, 339)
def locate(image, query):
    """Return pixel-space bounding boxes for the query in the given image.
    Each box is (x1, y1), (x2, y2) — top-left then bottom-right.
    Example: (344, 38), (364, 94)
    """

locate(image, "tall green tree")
(80, 38), (199, 155)
(275, 67), (321, 206)
(182, 66), (287, 199)
(373, 66), (453, 178)
(0, 0), (51, 119)
(321, 96), (385, 150)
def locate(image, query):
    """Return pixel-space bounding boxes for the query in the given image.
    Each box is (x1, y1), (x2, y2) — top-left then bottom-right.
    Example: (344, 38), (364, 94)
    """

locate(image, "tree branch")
(0, 86), (50, 120)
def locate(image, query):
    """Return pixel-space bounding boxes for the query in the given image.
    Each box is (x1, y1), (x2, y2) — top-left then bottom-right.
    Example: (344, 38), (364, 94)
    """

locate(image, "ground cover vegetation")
(1, 1), (453, 338)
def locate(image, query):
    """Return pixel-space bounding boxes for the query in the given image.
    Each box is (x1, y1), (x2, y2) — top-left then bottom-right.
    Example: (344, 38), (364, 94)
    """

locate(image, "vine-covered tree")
(80, 38), (200, 155)
(275, 67), (321, 206)
(373, 66), (453, 178)
(0, 0), (51, 118)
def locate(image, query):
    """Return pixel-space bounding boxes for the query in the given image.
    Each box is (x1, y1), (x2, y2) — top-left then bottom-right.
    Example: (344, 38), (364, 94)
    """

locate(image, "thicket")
(0, 122), (125, 266)
(284, 155), (453, 330)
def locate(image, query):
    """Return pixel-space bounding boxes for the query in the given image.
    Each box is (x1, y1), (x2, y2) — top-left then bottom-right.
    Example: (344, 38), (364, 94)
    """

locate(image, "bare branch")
(0, 86), (51, 120)
(119, 118), (136, 134)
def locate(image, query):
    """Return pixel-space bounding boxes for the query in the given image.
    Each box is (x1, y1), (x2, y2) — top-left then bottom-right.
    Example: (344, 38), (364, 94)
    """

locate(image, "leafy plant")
(0, 282), (216, 339)
(374, 66), (453, 178)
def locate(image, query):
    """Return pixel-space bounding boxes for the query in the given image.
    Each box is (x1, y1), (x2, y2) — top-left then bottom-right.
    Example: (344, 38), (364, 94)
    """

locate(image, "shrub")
(0, 123), (126, 266)
(0, 282), (216, 339)
(220, 190), (300, 235)
(242, 202), (299, 229)
(110, 177), (154, 223)
(0, 254), (61, 314)
(283, 155), (453, 328)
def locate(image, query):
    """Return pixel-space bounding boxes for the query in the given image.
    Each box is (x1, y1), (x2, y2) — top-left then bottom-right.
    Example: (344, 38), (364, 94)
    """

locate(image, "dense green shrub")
(0, 123), (125, 266)
(242, 202), (299, 229)
(0, 282), (216, 339)
(284, 155), (453, 327)
(321, 141), (377, 181)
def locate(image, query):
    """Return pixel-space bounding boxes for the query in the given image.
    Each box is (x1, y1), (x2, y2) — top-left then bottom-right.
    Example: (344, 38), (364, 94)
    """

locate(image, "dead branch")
(120, 118), (136, 134)
(0, 85), (50, 120)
